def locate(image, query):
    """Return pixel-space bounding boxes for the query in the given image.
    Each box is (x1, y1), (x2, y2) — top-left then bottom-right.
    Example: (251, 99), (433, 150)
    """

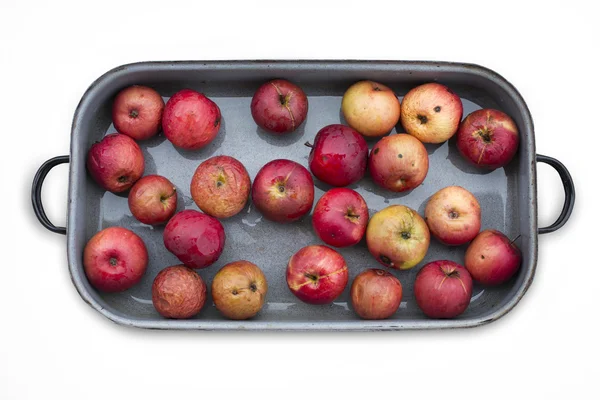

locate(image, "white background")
(1, 1), (597, 398)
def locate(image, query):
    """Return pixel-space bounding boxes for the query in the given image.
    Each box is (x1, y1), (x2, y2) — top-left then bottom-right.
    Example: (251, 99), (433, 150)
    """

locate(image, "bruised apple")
(350, 269), (403, 320)
(190, 155), (251, 218)
(112, 85), (164, 140)
(251, 79), (308, 134)
(152, 265), (206, 319)
(128, 175), (177, 225)
(464, 229), (522, 285)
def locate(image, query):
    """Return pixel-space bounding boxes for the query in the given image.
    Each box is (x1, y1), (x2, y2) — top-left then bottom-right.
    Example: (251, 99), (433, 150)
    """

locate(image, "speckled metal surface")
(66, 61), (537, 330)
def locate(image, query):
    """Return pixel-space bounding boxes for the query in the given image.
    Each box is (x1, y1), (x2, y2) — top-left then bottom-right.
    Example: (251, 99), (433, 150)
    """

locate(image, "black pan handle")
(536, 154), (575, 234)
(32, 155), (70, 235)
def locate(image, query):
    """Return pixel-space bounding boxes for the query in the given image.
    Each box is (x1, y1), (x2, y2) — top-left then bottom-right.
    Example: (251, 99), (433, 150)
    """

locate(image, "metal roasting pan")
(32, 61), (575, 331)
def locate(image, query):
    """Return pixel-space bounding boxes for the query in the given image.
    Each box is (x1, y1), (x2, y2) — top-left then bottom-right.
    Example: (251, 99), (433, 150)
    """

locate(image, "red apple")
(464, 229), (522, 285)
(163, 210), (225, 269)
(83, 226), (148, 292)
(128, 175), (177, 225)
(112, 85), (164, 141)
(251, 159), (314, 223)
(366, 205), (430, 270)
(400, 83), (463, 144)
(341, 80), (401, 137)
(162, 89), (221, 150)
(286, 245), (348, 305)
(425, 186), (481, 246)
(250, 79), (308, 134)
(350, 269), (403, 320)
(152, 265), (206, 319)
(369, 134), (429, 192)
(211, 261), (268, 320)
(307, 124), (368, 186)
(86, 133), (145, 193)
(190, 155), (251, 219)
(312, 188), (368, 248)
(457, 109), (519, 169)
(414, 260), (473, 319)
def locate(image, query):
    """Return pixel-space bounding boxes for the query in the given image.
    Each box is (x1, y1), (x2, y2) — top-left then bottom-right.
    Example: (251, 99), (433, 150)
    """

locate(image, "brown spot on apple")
(434, 106), (441, 112)
(417, 115), (428, 124)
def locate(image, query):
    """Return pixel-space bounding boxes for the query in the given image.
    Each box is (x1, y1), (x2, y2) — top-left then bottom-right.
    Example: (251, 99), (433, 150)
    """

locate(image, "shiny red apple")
(350, 269), (403, 320)
(251, 79), (308, 134)
(128, 175), (177, 225)
(464, 229), (522, 285)
(112, 85), (164, 141)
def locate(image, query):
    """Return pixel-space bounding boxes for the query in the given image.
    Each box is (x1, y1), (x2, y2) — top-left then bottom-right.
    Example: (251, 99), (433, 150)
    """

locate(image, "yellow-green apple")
(286, 245), (348, 304)
(341, 80), (400, 138)
(457, 109), (520, 169)
(414, 260), (473, 318)
(251, 159), (314, 223)
(211, 261), (268, 320)
(350, 269), (403, 320)
(251, 79), (308, 134)
(112, 85), (164, 141)
(425, 186), (481, 246)
(190, 155), (251, 219)
(163, 210), (225, 269)
(162, 89), (221, 150)
(306, 124), (368, 186)
(312, 188), (368, 248)
(128, 175), (177, 225)
(86, 133), (145, 193)
(83, 226), (148, 292)
(152, 265), (206, 319)
(464, 229), (522, 285)
(400, 83), (463, 143)
(369, 134), (429, 192)
(366, 205), (430, 270)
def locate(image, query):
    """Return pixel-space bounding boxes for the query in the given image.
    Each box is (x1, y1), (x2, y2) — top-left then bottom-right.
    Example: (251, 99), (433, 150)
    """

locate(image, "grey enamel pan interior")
(32, 61), (575, 330)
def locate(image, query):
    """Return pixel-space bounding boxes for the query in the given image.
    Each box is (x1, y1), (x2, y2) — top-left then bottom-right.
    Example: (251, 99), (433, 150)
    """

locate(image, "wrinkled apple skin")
(251, 79), (308, 134)
(211, 261), (268, 320)
(163, 210), (225, 269)
(190, 155), (251, 219)
(341, 80), (401, 137)
(400, 83), (463, 144)
(86, 133), (145, 193)
(351, 269), (403, 320)
(366, 205), (430, 270)
(464, 229), (522, 285)
(307, 124), (368, 187)
(414, 260), (473, 319)
(457, 109), (519, 169)
(112, 85), (164, 140)
(128, 175), (177, 225)
(162, 89), (221, 150)
(251, 159), (314, 223)
(286, 245), (348, 305)
(152, 265), (206, 319)
(369, 134), (429, 192)
(425, 186), (481, 246)
(312, 188), (368, 248)
(83, 227), (148, 292)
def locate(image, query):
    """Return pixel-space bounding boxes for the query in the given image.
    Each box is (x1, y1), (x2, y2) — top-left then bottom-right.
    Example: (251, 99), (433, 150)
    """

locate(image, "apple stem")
(304, 141), (313, 148)
(510, 234), (522, 245)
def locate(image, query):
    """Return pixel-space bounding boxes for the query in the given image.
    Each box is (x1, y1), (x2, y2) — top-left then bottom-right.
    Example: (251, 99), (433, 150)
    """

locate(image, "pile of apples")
(83, 79), (521, 321)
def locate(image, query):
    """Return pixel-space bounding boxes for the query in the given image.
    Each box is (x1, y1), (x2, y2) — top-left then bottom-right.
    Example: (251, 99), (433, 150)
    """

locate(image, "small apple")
(86, 133), (145, 193)
(251, 79), (308, 134)
(251, 159), (314, 223)
(163, 210), (225, 269)
(152, 265), (207, 319)
(414, 260), (473, 319)
(211, 260), (268, 320)
(312, 188), (368, 248)
(425, 186), (481, 246)
(83, 226), (148, 292)
(400, 82), (463, 144)
(456, 109), (519, 169)
(128, 175), (177, 225)
(306, 124), (368, 186)
(366, 205), (430, 270)
(341, 80), (400, 137)
(190, 155), (251, 219)
(369, 134), (429, 192)
(112, 85), (164, 140)
(464, 229), (522, 285)
(162, 89), (221, 150)
(286, 245), (348, 305)
(350, 269), (403, 320)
